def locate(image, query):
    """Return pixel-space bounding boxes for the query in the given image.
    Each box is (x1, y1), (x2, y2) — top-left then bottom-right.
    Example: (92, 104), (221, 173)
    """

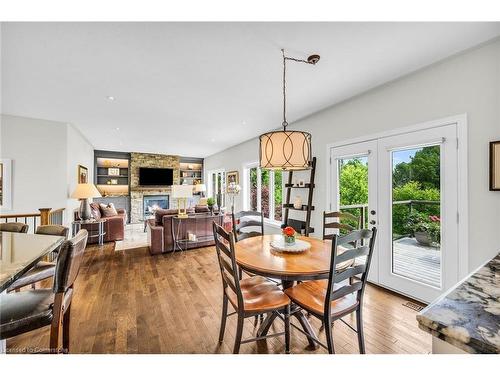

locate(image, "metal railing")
(339, 200), (440, 230)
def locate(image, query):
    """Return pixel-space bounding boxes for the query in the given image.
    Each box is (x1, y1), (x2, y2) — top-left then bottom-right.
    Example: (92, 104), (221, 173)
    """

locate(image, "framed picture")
(108, 167), (120, 176)
(0, 159), (12, 210)
(78, 165), (88, 183)
(490, 140), (500, 191)
(226, 170), (239, 186)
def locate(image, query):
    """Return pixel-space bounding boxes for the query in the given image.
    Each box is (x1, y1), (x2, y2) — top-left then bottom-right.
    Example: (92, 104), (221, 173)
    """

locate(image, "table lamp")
(71, 183), (102, 220)
(171, 185), (193, 218)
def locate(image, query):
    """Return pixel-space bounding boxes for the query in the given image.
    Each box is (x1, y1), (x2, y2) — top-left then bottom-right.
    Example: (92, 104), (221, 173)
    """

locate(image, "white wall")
(0, 114), (94, 226)
(205, 38), (500, 272)
(66, 123), (95, 224)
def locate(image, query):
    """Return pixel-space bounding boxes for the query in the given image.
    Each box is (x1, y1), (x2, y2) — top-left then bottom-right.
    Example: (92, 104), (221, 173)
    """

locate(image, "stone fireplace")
(129, 152), (180, 223)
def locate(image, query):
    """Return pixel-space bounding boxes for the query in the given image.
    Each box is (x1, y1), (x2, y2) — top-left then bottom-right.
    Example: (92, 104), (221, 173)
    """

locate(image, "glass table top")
(0, 232), (65, 292)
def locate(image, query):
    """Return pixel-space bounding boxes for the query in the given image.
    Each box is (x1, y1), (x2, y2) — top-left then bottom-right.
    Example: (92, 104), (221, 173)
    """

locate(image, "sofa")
(147, 207), (222, 255)
(74, 202), (127, 243)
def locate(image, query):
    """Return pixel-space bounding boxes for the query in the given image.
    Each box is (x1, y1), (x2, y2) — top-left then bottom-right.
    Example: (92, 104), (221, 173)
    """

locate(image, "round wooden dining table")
(234, 234), (344, 349)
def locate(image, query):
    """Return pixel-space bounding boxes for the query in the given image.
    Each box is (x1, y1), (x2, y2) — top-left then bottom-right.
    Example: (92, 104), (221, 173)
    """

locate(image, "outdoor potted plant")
(206, 197), (215, 214)
(405, 212), (441, 246)
(282, 226), (297, 245)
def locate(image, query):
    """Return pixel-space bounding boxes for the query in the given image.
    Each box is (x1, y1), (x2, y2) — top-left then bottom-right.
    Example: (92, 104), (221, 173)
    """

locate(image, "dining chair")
(322, 211), (361, 240)
(0, 229), (88, 353)
(231, 210), (264, 242)
(7, 225), (70, 293)
(0, 222), (29, 233)
(212, 222), (291, 354)
(284, 228), (377, 354)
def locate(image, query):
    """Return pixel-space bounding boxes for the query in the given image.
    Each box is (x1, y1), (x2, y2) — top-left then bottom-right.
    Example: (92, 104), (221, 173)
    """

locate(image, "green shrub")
(392, 181), (440, 237)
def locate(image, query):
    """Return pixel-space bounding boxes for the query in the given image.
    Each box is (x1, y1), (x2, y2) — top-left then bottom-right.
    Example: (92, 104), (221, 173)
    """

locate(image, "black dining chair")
(213, 222), (291, 353)
(231, 210), (264, 242)
(0, 229), (88, 353)
(7, 225), (70, 293)
(323, 211), (361, 240)
(285, 228), (377, 354)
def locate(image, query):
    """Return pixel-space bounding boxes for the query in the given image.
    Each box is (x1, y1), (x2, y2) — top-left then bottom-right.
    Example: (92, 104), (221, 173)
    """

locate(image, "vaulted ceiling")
(2, 22), (500, 157)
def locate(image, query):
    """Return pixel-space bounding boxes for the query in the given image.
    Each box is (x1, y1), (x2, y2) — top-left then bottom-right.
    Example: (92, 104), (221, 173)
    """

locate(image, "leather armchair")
(74, 203), (127, 243)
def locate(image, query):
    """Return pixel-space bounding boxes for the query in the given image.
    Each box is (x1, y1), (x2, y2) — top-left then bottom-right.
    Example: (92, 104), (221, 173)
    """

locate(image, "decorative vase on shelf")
(293, 196), (303, 209)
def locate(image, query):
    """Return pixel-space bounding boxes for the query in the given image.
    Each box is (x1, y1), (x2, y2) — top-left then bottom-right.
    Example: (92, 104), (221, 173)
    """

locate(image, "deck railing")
(0, 207), (66, 233)
(339, 200), (440, 231)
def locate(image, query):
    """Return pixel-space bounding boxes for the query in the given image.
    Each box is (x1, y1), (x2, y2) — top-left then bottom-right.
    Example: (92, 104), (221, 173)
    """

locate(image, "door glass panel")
(274, 171), (283, 221)
(338, 156), (368, 233)
(249, 167), (258, 211)
(260, 169), (270, 218)
(391, 145), (441, 287)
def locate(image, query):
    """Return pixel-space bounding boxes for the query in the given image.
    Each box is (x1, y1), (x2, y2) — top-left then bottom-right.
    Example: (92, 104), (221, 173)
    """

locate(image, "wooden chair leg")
(233, 314), (244, 354)
(219, 295), (229, 342)
(62, 303), (72, 353)
(324, 316), (335, 354)
(284, 305), (291, 354)
(49, 293), (64, 353)
(356, 307), (365, 354)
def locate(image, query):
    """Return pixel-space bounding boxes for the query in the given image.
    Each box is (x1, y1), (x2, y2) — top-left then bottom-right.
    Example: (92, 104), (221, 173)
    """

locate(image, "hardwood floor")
(7, 243), (431, 354)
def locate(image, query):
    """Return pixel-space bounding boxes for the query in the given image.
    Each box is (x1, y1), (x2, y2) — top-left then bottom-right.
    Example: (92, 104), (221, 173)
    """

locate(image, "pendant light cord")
(282, 49), (288, 130)
(281, 49), (318, 131)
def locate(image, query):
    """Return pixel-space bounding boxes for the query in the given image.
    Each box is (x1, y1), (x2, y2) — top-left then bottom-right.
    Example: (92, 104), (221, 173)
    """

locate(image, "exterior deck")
(392, 237), (441, 287)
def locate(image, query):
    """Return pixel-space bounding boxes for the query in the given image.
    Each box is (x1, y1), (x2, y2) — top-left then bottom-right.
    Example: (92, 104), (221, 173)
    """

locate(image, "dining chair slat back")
(213, 222), (242, 304)
(326, 228), (377, 316)
(322, 211), (361, 240)
(232, 210), (264, 242)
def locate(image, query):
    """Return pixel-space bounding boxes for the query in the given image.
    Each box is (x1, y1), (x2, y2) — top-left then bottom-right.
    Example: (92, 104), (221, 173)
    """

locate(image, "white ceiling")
(2, 22), (500, 157)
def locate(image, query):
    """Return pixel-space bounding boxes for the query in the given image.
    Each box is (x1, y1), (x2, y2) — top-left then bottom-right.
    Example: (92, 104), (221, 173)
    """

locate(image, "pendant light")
(259, 49), (320, 170)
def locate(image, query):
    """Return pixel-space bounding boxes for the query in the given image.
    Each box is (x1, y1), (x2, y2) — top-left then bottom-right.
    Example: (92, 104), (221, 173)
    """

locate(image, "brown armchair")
(74, 203), (126, 243)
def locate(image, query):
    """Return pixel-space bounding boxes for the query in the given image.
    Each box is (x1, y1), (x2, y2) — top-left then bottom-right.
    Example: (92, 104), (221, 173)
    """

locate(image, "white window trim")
(243, 161), (283, 227)
(206, 168), (225, 205)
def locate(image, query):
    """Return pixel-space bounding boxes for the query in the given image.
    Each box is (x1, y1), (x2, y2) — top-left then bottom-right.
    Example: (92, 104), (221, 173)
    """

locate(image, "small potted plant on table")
(206, 197), (215, 214)
(282, 226), (297, 246)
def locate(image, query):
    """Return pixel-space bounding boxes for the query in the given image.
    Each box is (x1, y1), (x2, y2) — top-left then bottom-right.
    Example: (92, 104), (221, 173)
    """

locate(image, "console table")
(171, 214), (222, 252)
(72, 219), (106, 246)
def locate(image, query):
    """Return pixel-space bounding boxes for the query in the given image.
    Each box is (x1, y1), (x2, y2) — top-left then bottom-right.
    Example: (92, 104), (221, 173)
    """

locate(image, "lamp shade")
(171, 185), (193, 199)
(194, 183), (207, 193)
(71, 183), (102, 199)
(259, 130), (312, 170)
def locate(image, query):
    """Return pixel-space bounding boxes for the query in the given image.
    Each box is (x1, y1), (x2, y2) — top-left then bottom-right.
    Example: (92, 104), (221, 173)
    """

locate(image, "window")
(245, 163), (283, 223)
(207, 169), (225, 207)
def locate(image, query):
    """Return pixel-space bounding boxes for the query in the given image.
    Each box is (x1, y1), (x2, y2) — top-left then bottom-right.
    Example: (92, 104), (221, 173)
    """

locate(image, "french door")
(330, 123), (460, 302)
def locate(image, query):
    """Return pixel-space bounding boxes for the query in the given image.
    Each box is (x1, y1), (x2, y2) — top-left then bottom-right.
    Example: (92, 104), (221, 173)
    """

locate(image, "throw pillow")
(100, 203), (118, 217)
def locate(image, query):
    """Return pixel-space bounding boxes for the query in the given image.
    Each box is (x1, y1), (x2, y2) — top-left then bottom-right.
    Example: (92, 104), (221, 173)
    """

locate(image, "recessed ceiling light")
(210, 138), (215, 142)
(106, 96), (115, 101)
(115, 127), (120, 131)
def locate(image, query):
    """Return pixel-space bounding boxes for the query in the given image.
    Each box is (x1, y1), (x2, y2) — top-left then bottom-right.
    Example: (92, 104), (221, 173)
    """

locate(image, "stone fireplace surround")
(129, 152), (180, 223)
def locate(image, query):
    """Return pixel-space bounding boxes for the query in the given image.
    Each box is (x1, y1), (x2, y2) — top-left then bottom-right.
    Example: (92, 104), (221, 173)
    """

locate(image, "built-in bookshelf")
(94, 152), (131, 197)
(179, 157), (203, 186)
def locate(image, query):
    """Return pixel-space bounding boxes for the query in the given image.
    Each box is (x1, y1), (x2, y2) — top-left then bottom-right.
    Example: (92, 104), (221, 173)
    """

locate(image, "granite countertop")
(417, 252), (500, 354)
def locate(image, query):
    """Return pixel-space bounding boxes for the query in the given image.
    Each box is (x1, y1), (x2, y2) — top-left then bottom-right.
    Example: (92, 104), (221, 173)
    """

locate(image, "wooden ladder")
(282, 157), (317, 236)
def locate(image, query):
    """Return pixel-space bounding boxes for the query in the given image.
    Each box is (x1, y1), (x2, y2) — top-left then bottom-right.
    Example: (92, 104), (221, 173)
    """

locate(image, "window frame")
(243, 161), (282, 227)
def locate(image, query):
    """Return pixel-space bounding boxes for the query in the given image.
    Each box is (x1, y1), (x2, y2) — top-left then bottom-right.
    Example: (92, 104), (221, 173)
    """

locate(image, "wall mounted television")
(139, 167), (174, 186)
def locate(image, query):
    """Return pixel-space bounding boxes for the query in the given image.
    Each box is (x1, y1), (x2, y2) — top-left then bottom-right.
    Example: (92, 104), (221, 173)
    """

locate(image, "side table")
(72, 219), (106, 246)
